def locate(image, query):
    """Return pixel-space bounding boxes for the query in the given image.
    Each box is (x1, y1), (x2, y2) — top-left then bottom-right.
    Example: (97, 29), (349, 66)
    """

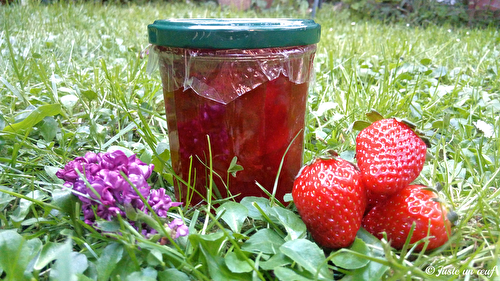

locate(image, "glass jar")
(148, 19), (320, 205)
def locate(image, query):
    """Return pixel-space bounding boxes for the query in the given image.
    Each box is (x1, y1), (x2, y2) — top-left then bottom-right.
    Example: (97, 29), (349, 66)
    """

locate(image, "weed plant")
(0, 1), (499, 280)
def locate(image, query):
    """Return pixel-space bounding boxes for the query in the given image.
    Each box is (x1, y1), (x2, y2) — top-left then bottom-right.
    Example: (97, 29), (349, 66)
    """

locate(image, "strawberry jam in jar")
(148, 19), (320, 205)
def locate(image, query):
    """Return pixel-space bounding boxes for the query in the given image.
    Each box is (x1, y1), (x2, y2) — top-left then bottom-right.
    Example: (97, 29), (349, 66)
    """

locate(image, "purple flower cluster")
(56, 149), (188, 239)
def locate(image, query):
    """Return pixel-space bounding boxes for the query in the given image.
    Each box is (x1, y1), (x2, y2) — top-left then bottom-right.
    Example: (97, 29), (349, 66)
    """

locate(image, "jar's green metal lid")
(147, 18), (321, 49)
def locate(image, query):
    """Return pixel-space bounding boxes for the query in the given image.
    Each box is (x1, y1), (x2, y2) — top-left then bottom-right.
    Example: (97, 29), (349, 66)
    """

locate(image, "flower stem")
(120, 171), (185, 254)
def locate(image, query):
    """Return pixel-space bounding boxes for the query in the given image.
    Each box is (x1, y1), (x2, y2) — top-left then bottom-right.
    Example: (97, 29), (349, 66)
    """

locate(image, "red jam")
(158, 46), (314, 205)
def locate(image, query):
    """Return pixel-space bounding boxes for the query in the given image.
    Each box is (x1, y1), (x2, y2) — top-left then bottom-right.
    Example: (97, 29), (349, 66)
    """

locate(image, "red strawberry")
(362, 184), (453, 251)
(356, 118), (427, 196)
(364, 190), (389, 215)
(292, 157), (366, 249)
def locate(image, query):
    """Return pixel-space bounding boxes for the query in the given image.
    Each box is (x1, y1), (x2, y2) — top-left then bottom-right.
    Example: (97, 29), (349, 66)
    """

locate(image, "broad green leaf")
(3, 104), (61, 132)
(21, 217), (50, 226)
(60, 94), (79, 111)
(474, 120), (494, 138)
(71, 252), (89, 275)
(90, 123), (107, 145)
(152, 141), (170, 173)
(283, 193), (293, 202)
(96, 243), (124, 281)
(341, 260), (389, 281)
(190, 232), (251, 280)
(95, 219), (121, 232)
(76, 273), (95, 281)
(10, 190), (45, 222)
(110, 250), (141, 278)
(330, 238), (370, 269)
(240, 196), (270, 220)
(431, 66), (447, 78)
(156, 141), (170, 160)
(50, 239), (88, 281)
(314, 127), (327, 139)
(268, 206), (307, 241)
(44, 166), (64, 184)
(273, 267), (313, 281)
(420, 58), (432, 66)
(339, 150), (356, 163)
(241, 228), (285, 255)
(146, 249), (164, 267)
(228, 156), (244, 177)
(280, 239), (333, 280)
(51, 189), (77, 215)
(339, 228), (389, 281)
(76, 126), (90, 141)
(158, 268), (191, 281)
(124, 202), (139, 221)
(356, 227), (385, 249)
(136, 242), (186, 270)
(34, 241), (67, 270)
(259, 253), (292, 270)
(224, 251), (253, 273)
(25, 238), (43, 261)
(351, 1), (362, 10)
(125, 267), (157, 281)
(30, 87), (43, 94)
(140, 102), (154, 117)
(50, 239), (73, 281)
(39, 116), (58, 141)
(205, 254), (251, 281)
(396, 72), (413, 81)
(140, 149), (153, 165)
(314, 101), (338, 117)
(0, 230), (41, 281)
(217, 201), (248, 233)
(432, 120), (446, 129)
(189, 231), (227, 259)
(81, 89), (98, 101)
(0, 186), (14, 211)
(430, 85), (455, 98)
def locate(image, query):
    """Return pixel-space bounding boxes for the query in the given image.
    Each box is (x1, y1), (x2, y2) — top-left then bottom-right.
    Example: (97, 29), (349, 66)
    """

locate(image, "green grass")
(1, 1), (500, 280)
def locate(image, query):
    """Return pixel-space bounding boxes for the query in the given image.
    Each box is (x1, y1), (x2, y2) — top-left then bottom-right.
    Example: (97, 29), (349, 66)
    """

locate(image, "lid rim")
(147, 18), (321, 49)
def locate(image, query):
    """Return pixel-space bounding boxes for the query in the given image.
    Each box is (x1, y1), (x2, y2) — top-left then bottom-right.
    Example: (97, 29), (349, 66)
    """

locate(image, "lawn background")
(1, 1), (499, 280)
